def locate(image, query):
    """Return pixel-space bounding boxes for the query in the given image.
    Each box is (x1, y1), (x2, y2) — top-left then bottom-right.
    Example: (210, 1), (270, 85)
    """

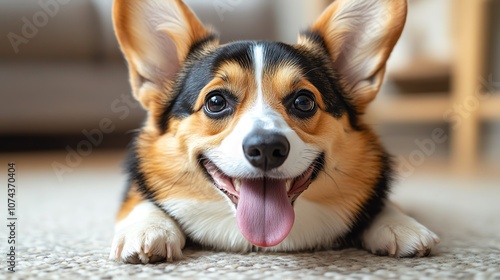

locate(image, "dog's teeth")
(234, 179), (241, 192)
(286, 180), (293, 192)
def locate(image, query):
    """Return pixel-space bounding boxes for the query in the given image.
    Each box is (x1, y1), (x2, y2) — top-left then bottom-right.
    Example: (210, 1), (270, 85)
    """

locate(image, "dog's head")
(113, 0), (407, 248)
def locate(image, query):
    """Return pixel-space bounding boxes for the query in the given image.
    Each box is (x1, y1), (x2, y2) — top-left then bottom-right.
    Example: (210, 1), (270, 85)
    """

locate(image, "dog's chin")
(201, 159), (318, 207)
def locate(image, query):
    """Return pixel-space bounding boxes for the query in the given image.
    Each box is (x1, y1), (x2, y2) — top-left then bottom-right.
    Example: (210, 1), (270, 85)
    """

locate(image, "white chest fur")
(161, 197), (351, 252)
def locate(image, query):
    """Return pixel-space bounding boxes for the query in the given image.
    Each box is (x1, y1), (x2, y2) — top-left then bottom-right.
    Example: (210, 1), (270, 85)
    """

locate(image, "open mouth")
(202, 160), (316, 206)
(201, 156), (323, 248)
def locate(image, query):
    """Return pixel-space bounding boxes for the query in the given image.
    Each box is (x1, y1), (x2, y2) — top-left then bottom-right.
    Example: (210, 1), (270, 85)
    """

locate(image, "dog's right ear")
(113, 0), (214, 111)
(299, 0), (407, 113)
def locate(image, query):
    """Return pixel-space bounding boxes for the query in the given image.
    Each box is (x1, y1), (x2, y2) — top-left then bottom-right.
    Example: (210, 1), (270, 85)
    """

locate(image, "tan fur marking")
(258, 58), (386, 224)
(261, 64), (329, 140)
(269, 67), (327, 110)
(135, 59), (260, 203)
(301, 118), (385, 224)
(193, 62), (256, 113)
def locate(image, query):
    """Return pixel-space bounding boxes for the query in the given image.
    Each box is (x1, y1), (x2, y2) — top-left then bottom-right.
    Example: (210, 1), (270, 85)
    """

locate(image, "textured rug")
(1, 152), (500, 279)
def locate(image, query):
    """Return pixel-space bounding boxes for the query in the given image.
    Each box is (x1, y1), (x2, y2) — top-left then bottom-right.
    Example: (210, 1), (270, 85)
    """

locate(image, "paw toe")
(110, 221), (185, 264)
(365, 224), (440, 258)
(124, 254), (143, 264)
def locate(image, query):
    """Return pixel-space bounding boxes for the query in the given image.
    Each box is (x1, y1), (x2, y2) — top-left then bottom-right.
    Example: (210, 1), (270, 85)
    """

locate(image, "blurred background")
(0, 2), (499, 277)
(1, 0), (499, 179)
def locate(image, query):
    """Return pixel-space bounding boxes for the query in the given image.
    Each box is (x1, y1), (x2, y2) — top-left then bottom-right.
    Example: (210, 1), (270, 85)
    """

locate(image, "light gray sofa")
(0, 0), (280, 135)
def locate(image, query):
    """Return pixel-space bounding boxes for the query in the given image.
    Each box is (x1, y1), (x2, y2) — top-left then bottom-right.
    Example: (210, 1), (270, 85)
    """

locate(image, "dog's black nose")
(243, 132), (290, 171)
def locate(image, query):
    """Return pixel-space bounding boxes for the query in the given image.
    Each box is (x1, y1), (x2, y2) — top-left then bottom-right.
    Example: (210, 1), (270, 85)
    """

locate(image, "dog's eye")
(206, 94), (227, 113)
(294, 93), (316, 112)
(203, 91), (237, 119)
(286, 90), (318, 119)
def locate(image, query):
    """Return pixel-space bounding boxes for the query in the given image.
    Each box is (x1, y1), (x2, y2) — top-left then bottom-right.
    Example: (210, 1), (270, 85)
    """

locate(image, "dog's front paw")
(363, 221), (440, 258)
(110, 218), (186, 264)
(362, 203), (440, 258)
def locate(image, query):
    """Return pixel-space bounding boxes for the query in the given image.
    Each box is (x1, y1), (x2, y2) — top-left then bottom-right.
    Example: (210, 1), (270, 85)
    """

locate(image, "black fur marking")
(189, 34), (218, 56)
(120, 141), (137, 204)
(300, 30), (329, 51)
(260, 42), (361, 130)
(157, 34), (218, 132)
(298, 31), (362, 130)
(125, 136), (172, 215)
(311, 153), (325, 181)
(339, 152), (393, 248)
(158, 42), (255, 133)
(169, 60), (214, 118)
(203, 90), (239, 120)
(125, 138), (157, 202)
(158, 37), (362, 133)
(211, 41), (254, 71)
(125, 136), (197, 244)
(282, 89), (319, 120)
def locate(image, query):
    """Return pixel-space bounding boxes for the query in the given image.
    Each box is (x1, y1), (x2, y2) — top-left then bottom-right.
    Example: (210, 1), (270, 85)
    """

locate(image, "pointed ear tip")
(111, 0), (123, 26)
(112, 0), (132, 21)
(112, 3), (130, 49)
(112, 0), (137, 38)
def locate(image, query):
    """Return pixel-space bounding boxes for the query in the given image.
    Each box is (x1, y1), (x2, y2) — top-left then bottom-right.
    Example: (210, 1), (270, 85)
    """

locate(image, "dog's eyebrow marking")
(253, 44), (265, 110)
(216, 72), (230, 83)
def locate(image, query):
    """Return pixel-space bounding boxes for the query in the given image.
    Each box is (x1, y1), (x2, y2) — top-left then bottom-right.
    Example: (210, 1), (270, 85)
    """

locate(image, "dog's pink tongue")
(236, 178), (294, 247)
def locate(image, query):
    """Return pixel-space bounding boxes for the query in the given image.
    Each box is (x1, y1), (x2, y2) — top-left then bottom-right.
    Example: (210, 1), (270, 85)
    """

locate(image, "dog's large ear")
(299, 0), (407, 112)
(113, 0), (213, 111)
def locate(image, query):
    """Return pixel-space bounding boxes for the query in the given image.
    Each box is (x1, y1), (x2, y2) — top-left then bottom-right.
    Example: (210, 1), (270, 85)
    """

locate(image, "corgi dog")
(110, 0), (440, 264)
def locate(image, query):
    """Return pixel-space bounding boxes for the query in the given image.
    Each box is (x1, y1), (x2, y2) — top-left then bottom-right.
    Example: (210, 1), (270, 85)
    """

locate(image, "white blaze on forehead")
(250, 43), (282, 130)
(252, 44), (265, 110)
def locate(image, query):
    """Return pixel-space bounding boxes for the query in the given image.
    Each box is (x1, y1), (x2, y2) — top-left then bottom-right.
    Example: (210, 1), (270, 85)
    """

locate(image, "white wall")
(273, 0), (330, 44)
(389, 0), (453, 72)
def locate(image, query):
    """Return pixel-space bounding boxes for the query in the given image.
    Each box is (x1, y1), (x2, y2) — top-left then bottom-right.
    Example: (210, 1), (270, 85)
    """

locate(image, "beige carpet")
(1, 151), (500, 279)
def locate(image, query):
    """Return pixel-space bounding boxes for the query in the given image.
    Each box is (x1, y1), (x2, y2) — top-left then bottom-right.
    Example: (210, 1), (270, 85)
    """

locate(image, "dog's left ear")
(299, 0), (407, 112)
(113, 0), (214, 112)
